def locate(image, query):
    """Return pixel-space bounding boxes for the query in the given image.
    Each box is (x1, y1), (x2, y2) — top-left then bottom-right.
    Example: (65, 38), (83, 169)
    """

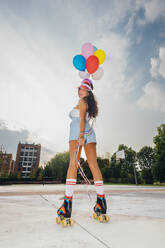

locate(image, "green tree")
(43, 164), (53, 180)
(80, 158), (93, 181)
(17, 171), (22, 180)
(47, 152), (70, 182)
(109, 144), (137, 184)
(36, 167), (43, 181)
(152, 124), (165, 183)
(9, 172), (18, 181)
(137, 146), (154, 184)
(29, 168), (36, 180)
(137, 146), (154, 169)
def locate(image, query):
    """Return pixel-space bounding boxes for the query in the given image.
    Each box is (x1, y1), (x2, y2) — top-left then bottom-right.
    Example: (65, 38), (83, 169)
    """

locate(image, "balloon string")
(75, 118), (95, 201)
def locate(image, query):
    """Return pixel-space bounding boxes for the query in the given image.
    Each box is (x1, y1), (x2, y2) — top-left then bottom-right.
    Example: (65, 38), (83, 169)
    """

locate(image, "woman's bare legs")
(84, 142), (102, 181)
(66, 140), (83, 179)
(84, 142), (107, 215)
(57, 140), (82, 216)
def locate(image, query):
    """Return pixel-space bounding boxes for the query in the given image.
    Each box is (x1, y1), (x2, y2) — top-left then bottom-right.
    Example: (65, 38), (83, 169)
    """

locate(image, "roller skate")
(56, 195), (74, 227)
(92, 194), (110, 223)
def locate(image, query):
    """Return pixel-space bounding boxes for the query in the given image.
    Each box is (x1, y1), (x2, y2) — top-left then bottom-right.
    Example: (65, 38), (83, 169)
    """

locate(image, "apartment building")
(0, 151), (13, 176)
(14, 142), (41, 178)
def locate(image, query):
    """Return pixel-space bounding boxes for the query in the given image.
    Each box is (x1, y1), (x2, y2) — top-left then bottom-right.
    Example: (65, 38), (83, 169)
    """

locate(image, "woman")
(57, 78), (107, 219)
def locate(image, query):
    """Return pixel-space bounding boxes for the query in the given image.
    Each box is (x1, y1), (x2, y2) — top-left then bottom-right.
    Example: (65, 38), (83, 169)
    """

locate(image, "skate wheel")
(56, 216), (60, 224)
(105, 215), (110, 222)
(69, 219), (74, 226)
(62, 219), (67, 228)
(98, 215), (103, 223)
(92, 213), (97, 219)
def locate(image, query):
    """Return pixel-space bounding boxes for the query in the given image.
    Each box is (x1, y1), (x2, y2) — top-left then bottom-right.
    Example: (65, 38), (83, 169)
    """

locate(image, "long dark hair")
(82, 86), (99, 120)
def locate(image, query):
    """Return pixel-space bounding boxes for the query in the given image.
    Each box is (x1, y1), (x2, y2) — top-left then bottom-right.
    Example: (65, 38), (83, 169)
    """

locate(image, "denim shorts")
(69, 117), (97, 144)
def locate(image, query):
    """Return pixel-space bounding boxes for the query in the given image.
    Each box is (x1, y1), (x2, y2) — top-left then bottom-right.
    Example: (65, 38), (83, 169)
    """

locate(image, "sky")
(0, 0), (165, 164)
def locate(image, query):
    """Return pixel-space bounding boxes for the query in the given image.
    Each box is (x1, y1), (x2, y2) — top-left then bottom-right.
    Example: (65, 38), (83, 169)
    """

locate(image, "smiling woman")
(56, 78), (108, 224)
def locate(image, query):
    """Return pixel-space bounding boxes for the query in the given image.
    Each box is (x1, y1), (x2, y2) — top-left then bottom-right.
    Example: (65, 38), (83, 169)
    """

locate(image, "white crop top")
(69, 108), (89, 120)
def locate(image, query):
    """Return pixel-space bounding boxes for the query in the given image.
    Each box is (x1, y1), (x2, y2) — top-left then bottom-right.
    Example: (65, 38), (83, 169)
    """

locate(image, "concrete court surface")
(0, 184), (165, 248)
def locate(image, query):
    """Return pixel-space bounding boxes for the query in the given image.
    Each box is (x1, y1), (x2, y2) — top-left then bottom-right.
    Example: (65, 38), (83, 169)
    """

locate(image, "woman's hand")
(78, 136), (85, 146)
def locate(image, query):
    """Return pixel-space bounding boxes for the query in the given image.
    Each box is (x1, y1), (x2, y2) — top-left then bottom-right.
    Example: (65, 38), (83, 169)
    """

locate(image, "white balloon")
(79, 69), (90, 79)
(92, 67), (104, 80)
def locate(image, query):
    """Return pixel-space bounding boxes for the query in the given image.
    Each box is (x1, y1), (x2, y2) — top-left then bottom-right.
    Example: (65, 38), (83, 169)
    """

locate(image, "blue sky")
(0, 0), (165, 164)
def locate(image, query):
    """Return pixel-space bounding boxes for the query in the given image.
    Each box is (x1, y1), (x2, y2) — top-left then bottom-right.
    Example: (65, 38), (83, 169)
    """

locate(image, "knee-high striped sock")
(94, 180), (105, 197)
(65, 178), (76, 199)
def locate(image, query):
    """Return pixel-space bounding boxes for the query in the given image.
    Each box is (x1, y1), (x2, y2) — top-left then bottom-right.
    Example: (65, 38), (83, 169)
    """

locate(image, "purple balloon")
(82, 42), (94, 59)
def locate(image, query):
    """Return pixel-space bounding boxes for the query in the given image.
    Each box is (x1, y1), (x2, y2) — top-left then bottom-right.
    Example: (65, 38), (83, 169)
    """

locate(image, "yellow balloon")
(94, 49), (106, 64)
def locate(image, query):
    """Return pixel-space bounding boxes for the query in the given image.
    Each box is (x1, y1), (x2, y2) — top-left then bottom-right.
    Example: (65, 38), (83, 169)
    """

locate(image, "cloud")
(0, 0), (135, 156)
(0, 119), (55, 164)
(94, 31), (131, 96)
(137, 44), (165, 114)
(137, 81), (165, 112)
(137, 0), (165, 25)
(159, 47), (165, 78)
(0, 6), (77, 153)
(150, 46), (165, 79)
(0, 120), (29, 157)
(0, 0), (164, 157)
(150, 57), (160, 78)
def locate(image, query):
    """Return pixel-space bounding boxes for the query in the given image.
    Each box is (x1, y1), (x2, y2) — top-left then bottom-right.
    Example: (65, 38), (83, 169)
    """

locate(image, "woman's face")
(78, 88), (89, 98)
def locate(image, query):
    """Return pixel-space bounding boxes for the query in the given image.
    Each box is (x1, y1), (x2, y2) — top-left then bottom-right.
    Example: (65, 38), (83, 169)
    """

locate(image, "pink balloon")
(82, 42), (94, 59)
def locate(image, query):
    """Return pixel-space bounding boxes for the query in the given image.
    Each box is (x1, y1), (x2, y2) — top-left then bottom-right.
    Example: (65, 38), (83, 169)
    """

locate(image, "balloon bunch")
(73, 42), (106, 80)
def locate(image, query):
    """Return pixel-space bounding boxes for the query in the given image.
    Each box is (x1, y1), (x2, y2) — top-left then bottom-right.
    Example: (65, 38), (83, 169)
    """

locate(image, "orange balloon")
(86, 55), (99, 74)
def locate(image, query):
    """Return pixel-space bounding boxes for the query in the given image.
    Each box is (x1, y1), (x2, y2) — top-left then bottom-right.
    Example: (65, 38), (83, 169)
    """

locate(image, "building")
(14, 142), (41, 178)
(10, 159), (15, 174)
(0, 151), (13, 176)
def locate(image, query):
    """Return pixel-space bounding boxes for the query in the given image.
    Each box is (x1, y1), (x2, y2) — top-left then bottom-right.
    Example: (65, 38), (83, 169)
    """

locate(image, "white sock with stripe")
(94, 180), (105, 197)
(65, 178), (76, 198)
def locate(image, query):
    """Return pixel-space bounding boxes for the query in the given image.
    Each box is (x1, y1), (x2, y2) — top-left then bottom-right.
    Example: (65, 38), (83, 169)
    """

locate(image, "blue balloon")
(73, 55), (86, 71)
(93, 46), (98, 52)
